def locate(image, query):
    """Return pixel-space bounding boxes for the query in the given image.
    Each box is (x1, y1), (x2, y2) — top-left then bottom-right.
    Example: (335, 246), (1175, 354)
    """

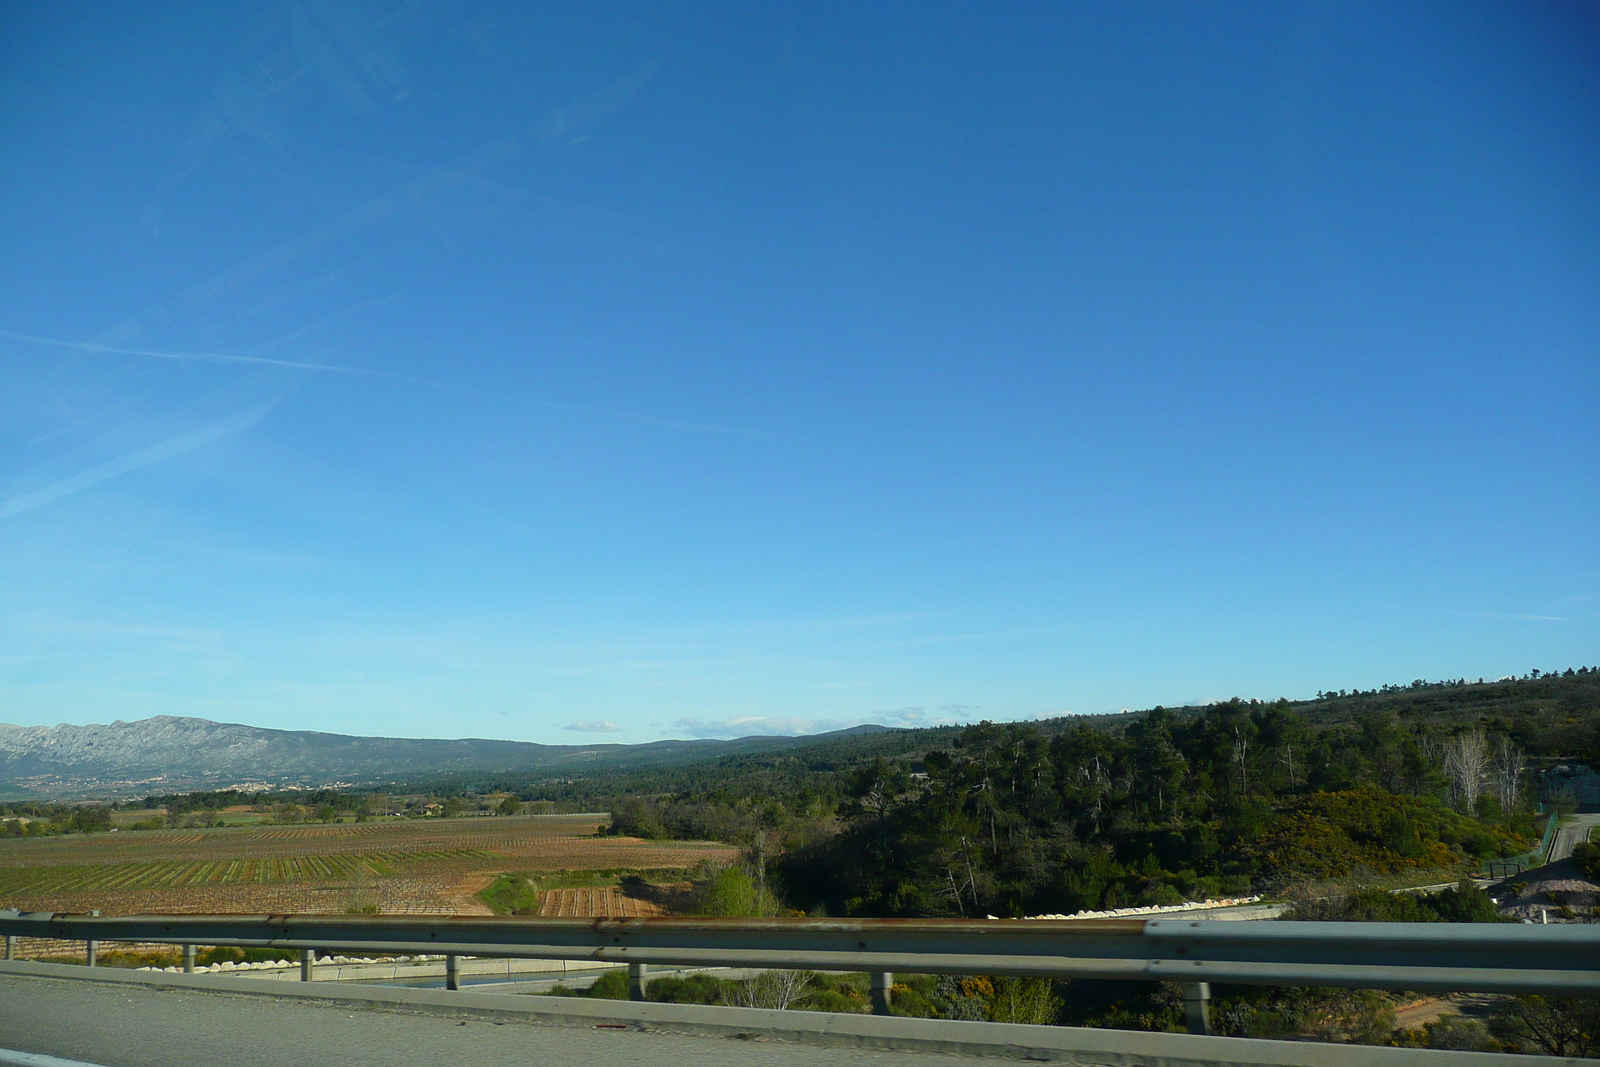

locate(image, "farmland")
(0, 815), (736, 916)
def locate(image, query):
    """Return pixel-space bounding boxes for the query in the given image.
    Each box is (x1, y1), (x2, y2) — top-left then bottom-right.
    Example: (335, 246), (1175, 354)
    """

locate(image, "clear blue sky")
(1, 2), (1595, 742)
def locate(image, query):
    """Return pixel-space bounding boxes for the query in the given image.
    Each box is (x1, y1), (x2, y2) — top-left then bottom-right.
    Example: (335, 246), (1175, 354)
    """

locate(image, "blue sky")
(1, 2), (1595, 742)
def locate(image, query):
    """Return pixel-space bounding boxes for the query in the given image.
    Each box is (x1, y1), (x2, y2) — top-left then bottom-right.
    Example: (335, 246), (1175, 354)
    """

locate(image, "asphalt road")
(0, 974), (984, 1067)
(1548, 813), (1600, 864)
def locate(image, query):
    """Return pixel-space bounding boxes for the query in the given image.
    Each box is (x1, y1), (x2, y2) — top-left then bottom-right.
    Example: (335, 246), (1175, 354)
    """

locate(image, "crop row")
(0, 832), (552, 866)
(0, 825), (607, 867)
(0, 849), (504, 898)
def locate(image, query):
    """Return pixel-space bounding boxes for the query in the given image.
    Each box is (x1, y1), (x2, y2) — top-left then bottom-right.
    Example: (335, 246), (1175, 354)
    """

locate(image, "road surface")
(1549, 813), (1600, 864)
(0, 974), (981, 1067)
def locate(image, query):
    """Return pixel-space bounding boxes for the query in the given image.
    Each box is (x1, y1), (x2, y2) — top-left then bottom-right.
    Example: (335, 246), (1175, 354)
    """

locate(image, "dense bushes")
(694, 863), (782, 917)
(773, 705), (1529, 917)
(1572, 840), (1600, 881)
(1286, 880), (1508, 923)
(1489, 996), (1600, 1057)
(1243, 793), (1520, 883)
(549, 967), (1059, 1022)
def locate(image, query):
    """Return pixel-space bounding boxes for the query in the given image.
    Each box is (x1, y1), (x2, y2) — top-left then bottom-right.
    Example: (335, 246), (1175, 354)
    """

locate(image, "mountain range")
(0, 715), (887, 798)
(8, 672), (1591, 799)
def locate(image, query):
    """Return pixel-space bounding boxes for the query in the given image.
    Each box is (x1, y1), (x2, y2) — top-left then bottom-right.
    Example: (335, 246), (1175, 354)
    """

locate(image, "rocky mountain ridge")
(0, 715), (883, 798)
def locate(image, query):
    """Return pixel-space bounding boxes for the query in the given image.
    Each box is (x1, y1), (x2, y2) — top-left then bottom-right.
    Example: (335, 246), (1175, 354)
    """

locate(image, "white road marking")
(0, 1050), (115, 1067)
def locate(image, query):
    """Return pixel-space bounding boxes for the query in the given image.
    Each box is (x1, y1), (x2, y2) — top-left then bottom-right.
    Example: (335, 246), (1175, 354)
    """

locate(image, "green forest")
(475, 669), (1598, 1055)
(495, 669), (1597, 917)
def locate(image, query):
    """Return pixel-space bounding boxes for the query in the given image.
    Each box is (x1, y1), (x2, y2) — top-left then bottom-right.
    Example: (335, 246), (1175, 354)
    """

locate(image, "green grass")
(479, 873), (542, 914)
(477, 868), (690, 915)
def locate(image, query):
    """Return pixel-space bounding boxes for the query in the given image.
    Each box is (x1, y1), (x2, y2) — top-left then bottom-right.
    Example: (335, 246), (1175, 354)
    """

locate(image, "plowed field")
(0, 815), (735, 916)
(536, 886), (665, 918)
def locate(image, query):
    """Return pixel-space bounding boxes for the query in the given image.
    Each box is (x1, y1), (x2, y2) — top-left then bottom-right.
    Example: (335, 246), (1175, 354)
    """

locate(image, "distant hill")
(7, 669), (1592, 800)
(0, 715), (888, 798)
(454, 670), (1600, 804)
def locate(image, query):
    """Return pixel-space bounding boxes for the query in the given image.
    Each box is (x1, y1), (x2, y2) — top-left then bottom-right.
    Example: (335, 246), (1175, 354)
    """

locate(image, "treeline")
(509, 671), (1600, 917)
(1294, 668), (1600, 759)
(0, 790), (355, 836)
(0, 802), (115, 837)
(774, 702), (1533, 917)
(491, 669), (1600, 813)
(0, 786), (606, 837)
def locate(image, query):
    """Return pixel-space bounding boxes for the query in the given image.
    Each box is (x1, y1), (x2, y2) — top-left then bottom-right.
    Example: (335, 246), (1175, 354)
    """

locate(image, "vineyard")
(536, 886), (665, 918)
(0, 815), (736, 916)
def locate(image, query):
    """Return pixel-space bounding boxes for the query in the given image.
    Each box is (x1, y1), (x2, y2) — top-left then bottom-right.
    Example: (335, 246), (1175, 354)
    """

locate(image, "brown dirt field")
(536, 886), (666, 918)
(443, 871), (501, 915)
(0, 815), (736, 916)
(1393, 997), (1457, 1029)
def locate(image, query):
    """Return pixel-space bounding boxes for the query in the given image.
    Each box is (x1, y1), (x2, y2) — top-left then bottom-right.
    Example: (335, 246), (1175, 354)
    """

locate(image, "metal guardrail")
(3, 911), (1596, 1034)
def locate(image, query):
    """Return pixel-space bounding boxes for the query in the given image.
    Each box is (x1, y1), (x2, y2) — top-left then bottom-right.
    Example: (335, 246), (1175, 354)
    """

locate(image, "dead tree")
(1442, 729), (1489, 813)
(1492, 736), (1526, 813)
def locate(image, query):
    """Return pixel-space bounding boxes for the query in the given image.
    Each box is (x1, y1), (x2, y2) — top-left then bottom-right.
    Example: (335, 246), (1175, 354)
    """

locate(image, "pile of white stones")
(139, 953), (452, 973)
(1017, 895), (1264, 920)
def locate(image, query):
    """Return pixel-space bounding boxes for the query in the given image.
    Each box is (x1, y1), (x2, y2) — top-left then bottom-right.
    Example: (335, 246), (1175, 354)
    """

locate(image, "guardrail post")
(5, 935), (14, 960)
(870, 971), (894, 1016)
(300, 949), (315, 982)
(85, 909), (100, 967)
(445, 954), (459, 991)
(182, 944), (196, 973)
(1182, 982), (1211, 1035)
(627, 962), (649, 1001)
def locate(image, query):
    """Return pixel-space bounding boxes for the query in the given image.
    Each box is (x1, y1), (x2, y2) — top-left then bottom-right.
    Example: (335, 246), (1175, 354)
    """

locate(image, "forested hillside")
(492, 669), (1596, 917)
(776, 708), (1528, 916)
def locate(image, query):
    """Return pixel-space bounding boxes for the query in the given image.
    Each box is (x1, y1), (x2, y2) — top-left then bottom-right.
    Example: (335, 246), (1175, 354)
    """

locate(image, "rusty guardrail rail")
(2, 911), (1596, 1033)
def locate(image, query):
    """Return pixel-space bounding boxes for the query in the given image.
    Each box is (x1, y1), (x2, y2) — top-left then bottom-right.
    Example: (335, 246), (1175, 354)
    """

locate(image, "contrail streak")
(0, 327), (440, 388)
(2, 327), (779, 439)
(0, 400), (278, 519)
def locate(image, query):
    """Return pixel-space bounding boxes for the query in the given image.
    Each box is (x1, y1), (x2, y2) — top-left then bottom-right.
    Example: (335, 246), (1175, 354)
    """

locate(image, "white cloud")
(563, 720), (621, 733)
(672, 715), (851, 738)
(670, 705), (972, 740)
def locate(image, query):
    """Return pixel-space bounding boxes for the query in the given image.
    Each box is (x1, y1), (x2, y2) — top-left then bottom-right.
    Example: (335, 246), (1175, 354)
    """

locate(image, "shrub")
(695, 865), (782, 917)
(1571, 841), (1600, 881)
(583, 969), (629, 999)
(1393, 1015), (1496, 1052)
(806, 987), (869, 1013)
(1244, 791), (1520, 884)
(888, 980), (940, 1019)
(987, 976), (1062, 1025)
(476, 873), (541, 915)
(1490, 996), (1600, 1057)
(722, 969), (814, 1010)
(1286, 881), (1507, 923)
(640, 973), (725, 1005)
(1216, 987), (1395, 1045)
